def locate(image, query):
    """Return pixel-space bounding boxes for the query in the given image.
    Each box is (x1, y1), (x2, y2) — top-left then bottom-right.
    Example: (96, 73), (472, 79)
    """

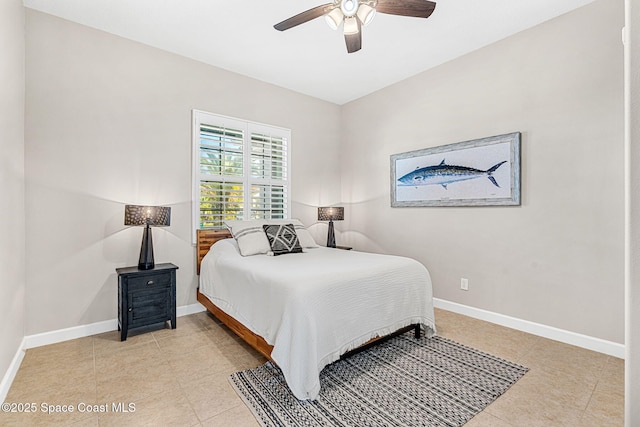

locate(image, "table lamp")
(124, 205), (171, 270)
(318, 206), (344, 248)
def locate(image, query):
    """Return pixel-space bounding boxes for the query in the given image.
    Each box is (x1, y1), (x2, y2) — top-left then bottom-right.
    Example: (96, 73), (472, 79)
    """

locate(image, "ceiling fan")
(274, 0), (436, 54)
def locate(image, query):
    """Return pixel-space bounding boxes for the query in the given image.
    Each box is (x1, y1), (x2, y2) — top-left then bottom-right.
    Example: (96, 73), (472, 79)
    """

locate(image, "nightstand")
(116, 263), (178, 341)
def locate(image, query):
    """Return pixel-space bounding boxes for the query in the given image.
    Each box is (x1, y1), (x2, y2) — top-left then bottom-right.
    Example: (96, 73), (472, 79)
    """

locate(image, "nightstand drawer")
(128, 273), (171, 290)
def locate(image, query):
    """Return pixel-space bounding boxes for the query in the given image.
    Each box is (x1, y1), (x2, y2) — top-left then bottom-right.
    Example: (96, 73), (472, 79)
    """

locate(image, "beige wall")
(24, 10), (342, 335)
(625, 0), (640, 423)
(341, 0), (625, 344)
(22, 0), (626, 347)
(0, 0), (26, 388)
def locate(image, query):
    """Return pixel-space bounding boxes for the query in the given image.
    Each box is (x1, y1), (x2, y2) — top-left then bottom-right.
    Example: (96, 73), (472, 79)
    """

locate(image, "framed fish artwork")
(391, 132), (521, 207)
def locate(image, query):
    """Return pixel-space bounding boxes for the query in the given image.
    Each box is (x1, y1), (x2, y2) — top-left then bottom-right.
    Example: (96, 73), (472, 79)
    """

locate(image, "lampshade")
(343, 16), (359, 35)
(356, 4), (376, 26)
(124, 205), (171, 226)
(324, 8), (343, 30)
(318, 207), (344, 221)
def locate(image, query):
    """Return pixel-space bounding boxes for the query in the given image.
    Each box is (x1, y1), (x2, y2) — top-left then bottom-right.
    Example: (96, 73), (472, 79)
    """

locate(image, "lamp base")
(138, 224), (155, 270)
(326, 219), (336, 248)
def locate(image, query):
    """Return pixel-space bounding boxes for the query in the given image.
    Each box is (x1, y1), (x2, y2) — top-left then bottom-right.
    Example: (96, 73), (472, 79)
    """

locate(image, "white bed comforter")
(199, 239), (436, 400)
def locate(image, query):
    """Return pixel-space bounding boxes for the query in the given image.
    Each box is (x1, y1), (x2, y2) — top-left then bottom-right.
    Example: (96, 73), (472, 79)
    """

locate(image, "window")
(192, 110), (291, 236)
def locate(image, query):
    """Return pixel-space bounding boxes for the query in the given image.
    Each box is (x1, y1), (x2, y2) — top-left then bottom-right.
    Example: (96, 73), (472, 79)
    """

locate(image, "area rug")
(229, 333), (528, 427)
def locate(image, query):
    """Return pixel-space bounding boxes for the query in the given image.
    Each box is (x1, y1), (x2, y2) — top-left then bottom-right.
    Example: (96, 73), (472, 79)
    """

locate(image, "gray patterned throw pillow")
(263, 224), (303, 256)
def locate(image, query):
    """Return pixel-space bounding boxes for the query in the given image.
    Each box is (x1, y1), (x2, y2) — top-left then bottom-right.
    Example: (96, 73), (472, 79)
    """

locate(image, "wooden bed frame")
(196, 229), (275, 360)
(195, 228), (420, 363)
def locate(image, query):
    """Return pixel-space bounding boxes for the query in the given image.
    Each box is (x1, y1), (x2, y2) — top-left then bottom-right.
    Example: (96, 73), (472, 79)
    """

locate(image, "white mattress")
(199, 238), (436, 400)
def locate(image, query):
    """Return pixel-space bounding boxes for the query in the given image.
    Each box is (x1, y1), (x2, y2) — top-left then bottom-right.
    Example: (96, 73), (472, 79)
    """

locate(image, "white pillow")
(266, 219), (319, 249)
(224, 220), (270, 256)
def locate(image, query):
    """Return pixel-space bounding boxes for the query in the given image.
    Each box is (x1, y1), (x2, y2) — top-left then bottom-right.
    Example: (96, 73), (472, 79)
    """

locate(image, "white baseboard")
(23, 319), (118, 350)
(1, 303), (206, 402)
(434, 298), (625, 359)
(22, 303), (205, 350)
(177, 302), (206, 317)
(0, 338), (26, 404)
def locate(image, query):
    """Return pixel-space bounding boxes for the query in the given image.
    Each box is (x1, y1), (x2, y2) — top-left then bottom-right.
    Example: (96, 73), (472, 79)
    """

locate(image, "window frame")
(192, 110), (292, 243)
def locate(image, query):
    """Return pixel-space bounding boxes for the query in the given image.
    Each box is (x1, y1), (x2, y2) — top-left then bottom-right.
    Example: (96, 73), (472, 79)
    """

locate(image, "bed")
(196, 225), (435, 400)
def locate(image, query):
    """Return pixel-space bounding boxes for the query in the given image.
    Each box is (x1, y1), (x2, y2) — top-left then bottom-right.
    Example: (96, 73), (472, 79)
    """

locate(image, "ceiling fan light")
(356, 4), (376, 26)
(343, 16), (359, 35)
(324, 8), (343, 30)
(341, 0), (358, 17)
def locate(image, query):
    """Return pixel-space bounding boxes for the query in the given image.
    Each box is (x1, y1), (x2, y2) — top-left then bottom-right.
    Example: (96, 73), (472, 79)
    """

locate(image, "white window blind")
(193, 110), (291, 236)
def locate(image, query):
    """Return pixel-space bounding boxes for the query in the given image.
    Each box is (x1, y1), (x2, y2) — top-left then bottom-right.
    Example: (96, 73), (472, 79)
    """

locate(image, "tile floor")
(0, 308), (624, 426)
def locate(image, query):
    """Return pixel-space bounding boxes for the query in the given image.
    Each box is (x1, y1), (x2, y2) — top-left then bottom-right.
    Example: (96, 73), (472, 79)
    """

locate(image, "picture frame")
(391, 132), (521, 207)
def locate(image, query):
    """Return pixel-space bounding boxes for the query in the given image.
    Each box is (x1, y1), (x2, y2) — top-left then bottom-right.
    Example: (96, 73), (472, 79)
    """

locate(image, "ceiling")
(23, 0), (595, 105)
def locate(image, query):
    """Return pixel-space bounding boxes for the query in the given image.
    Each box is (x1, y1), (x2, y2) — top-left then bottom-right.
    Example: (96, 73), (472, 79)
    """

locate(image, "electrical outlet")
(461, 278), (469, 291)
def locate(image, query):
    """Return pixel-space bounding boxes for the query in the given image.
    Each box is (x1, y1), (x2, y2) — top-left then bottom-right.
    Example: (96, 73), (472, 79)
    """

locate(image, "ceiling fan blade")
(274, 4), (334, 31)
(344, 18), (362, 53)
(375, 0), (436, 18)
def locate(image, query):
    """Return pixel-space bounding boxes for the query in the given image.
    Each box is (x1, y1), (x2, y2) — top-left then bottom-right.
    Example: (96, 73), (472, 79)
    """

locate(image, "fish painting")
(397, 159), (507, 189)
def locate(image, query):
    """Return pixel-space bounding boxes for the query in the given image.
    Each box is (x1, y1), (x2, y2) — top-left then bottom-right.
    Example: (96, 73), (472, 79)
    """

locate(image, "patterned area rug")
(230, 333), (528, 427)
